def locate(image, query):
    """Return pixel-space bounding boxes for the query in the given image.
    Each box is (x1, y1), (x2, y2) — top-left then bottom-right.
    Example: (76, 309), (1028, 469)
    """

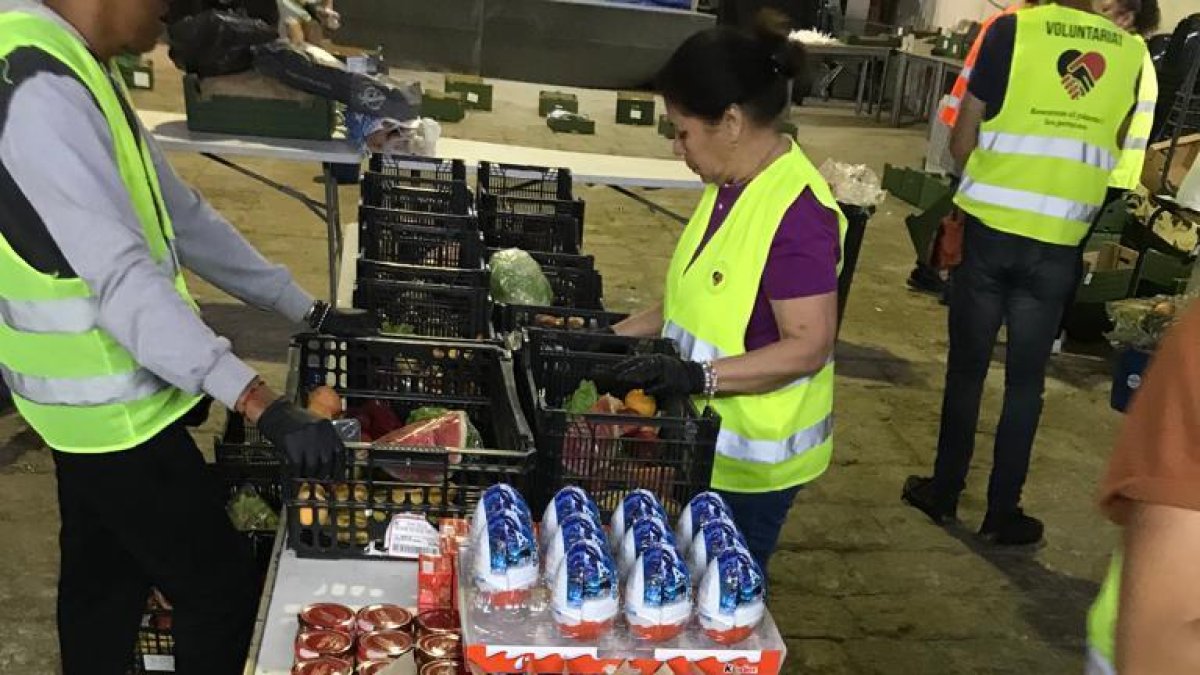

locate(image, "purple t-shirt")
(689, 185), (840, 351)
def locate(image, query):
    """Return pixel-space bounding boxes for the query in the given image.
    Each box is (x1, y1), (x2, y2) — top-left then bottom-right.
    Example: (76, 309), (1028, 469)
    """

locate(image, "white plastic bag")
(818, 159), (886, 207)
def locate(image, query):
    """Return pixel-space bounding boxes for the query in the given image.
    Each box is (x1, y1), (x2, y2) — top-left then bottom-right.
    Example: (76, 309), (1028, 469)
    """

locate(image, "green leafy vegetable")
(565, 379), (599, 414)
(489, 248), (554, 306)
(227, 488), (279, 532)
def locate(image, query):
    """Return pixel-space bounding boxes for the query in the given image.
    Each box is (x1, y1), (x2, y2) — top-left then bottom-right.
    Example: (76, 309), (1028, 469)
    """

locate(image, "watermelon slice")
(376, 411), (468, 482)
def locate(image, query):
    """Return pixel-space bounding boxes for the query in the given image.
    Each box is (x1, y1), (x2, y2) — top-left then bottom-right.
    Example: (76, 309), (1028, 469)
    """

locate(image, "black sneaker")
(906, 264), (946, 296)
(978, 509), (1044, 545)
(901, 475), (958, 525)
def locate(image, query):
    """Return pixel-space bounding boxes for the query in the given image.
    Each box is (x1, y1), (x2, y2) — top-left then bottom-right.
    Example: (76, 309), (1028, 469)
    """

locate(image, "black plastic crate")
(369, 154), (468, 181)
(488, 248), (603, 309)
(361, 172), (472, 215)
(494, 305), (627, 335)
(526, 345), (717, 519)
(286, 335), (535, 559)
(359, 206), (484, 269)
(354, 260), (492, 340)
(477, 161), (573, 201)
(133, 609), (174, 673)
(478, 208), (581, 254)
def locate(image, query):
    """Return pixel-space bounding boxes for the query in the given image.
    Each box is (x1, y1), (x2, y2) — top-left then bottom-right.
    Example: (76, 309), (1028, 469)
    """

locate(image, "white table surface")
(253, 547), (419, 675)
(138, 110), (364, 165)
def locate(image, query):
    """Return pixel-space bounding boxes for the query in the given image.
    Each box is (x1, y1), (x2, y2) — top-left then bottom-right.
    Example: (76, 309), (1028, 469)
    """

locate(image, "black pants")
(931, 219), (1079, 514)
(715, 485), (802, 575)
(54, 421), (256, 675)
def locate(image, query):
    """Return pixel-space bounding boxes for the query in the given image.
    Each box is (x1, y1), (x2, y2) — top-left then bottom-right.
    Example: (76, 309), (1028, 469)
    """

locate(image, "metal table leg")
(855, 55), (869, 116)
(874, 50), (893, 122)
(322, 164), (342, 307)
(890, 53), (910, 127)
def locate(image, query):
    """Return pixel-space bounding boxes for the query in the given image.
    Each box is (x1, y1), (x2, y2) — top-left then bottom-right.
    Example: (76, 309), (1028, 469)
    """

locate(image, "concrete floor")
(0, 49), (1124, 674)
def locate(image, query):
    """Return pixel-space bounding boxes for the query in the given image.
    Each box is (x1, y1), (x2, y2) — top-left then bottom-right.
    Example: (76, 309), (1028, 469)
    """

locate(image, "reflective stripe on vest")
(955, 5), (1146, 246)
(1110, 47), (1159, 190)
(958, 177), (1101, 224)
(0, 365), (166, 406)
(1085, 648), (1116, 675)
(978, 131), (1118, 171)
(661, 141), (845, 493)
(0, 12), (200, 452)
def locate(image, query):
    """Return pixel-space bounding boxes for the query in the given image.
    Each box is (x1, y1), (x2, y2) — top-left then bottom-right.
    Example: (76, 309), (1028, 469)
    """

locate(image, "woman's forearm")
(711, 337), (831, 395)
(614, 302), (664, 338)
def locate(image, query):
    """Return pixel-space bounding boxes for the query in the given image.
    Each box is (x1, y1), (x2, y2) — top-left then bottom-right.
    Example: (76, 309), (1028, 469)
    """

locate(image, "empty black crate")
(361, 172), (472, 214)
(522, 332), (714, 518)
(354, 260), (492, 340)
(369, 154), (468, 181)
(287, 335), (535, 559)
(477, 161), (573, 200)
(478, 196), (582, 253)
(359, 206), (483, 269)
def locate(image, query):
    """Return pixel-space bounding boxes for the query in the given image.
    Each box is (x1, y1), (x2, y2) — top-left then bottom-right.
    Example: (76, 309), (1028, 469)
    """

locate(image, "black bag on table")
(167, 9), (278, 78)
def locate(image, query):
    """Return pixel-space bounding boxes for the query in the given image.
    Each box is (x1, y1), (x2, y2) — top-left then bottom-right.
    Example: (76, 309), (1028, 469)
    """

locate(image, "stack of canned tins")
(292, 603), (463, 674)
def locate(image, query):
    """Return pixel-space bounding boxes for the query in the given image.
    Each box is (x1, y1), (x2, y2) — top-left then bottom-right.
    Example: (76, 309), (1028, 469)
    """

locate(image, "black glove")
(608, 354), (705, 397)
(309, 301), (380, 337)
(257, 399), (345, 478)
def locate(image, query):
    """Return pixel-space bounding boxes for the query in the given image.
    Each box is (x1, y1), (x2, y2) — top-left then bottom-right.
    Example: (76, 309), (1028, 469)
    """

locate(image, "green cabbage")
(490, 248), (554, 306)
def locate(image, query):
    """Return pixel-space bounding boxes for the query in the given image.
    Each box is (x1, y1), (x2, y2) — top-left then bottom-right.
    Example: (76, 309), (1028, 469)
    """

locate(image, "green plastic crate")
(616, 92), (655, 126)
(183, 75), (334, 140)
(882, 163), (905, 194)
(547, 113), (595, 135)
(658, 114), (676, 139)
(905, 194), (954, 265)
(916, 174), (952, 210)
(1136, 249), (1192, 293)
(1077, 243), (1138, 304)
(116, 54), (154, 90)
(1092, 198), (1133, 235)
(539, 91), (579, 117)
(421, 90), (467, 123)
(444, 74), (493, 111)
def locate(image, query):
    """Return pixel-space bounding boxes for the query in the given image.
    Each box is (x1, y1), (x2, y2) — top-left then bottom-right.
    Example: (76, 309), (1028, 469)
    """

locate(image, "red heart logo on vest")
(1057, 50), (1107, 100)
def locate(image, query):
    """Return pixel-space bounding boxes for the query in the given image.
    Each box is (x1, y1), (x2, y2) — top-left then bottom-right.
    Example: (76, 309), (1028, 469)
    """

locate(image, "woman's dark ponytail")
(657, 8), (808, 125)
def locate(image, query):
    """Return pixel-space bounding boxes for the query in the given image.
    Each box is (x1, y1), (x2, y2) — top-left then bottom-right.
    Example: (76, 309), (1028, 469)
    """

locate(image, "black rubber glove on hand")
(609, 354), (705, 397)
(309, 301), (380, 337)
(257, 399), (345, 478)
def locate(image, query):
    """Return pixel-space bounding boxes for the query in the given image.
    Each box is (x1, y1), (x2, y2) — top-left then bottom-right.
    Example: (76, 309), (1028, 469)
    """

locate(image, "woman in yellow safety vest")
(610, 12), (847, 573)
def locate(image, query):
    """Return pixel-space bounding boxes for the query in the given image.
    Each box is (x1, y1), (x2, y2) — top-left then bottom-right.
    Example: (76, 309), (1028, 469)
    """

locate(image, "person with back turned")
(902, 1), (1149, 545)
(0, 0), (375, 672)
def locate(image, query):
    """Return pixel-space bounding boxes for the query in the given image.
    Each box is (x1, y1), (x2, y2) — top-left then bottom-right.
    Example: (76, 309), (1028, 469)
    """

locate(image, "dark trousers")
(715, 485), (802, 574)
(931, 219), (1079, 514)
(54, 421), (256, 675)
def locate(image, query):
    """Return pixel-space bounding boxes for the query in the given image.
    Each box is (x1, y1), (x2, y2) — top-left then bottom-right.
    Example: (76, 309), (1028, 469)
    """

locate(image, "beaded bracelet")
(701, 361), (719, 397)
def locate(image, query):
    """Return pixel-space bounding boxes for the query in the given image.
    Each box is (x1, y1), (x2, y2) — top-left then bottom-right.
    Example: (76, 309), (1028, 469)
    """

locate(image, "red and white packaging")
(356, 604), (414, 634)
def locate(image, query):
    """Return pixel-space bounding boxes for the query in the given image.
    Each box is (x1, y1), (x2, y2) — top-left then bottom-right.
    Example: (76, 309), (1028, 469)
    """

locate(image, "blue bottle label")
(640, 544), (690, 607)
(564, 540), (618, 609)
(487, 513), (536, 573)
(716, 548), (764, 615)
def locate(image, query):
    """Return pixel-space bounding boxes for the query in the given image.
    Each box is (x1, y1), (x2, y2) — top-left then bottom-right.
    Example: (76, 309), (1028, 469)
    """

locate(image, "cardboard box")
(547, 112), (595, 134)
(1143, 134), (1200, 195)
(444, 74), (493, 111)
(616, 91), (655, 125)
(1077, 242), (1139, 304)
(538, 90), (578, 117)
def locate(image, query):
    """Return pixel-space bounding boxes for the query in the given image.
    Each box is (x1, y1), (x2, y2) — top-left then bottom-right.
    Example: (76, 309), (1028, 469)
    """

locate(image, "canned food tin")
(300, 603), (356, 633)
(416, 633), (461, 664)
(415, 609), (460, 637)
(420, 659), (461, 675)
(294, 629), (353, 661)
(356, 629), (414, 662)
(356, 604), (414, 634)
(292, 656), (353, 675)
(356, 661), (392, 675)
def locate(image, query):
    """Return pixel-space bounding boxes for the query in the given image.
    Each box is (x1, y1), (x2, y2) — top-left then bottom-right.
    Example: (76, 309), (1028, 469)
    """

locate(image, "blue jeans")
(714, 486), (802, 574)
(932, 218), (1079, 514)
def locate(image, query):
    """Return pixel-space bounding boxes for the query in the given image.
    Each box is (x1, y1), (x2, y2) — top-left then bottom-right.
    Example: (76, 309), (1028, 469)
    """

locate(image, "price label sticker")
(467, 92), (480, 103)
(630, 109), (643, 120)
